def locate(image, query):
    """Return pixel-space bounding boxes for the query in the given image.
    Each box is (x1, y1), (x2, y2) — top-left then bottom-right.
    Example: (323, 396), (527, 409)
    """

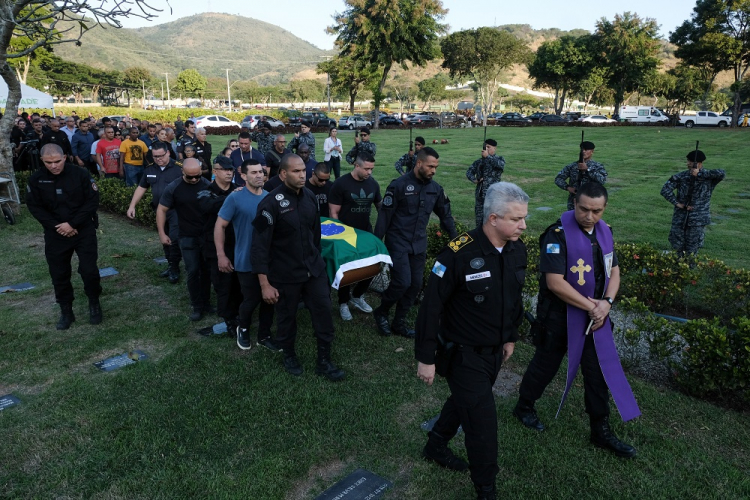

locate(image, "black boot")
(590, 416), (637, 458)
(56, 303), (75, 330)
(474, 484), (497, 500)
(168, 263), (180, 284)
(282, 348), (304, 376)
(512, 401), (545, 431)
(88, 299), (103, 325)
(423, 431), (468, 471)
(391, 318), (415, 338)
(373, 309), (392, 336)
(315, 342), (345, 382)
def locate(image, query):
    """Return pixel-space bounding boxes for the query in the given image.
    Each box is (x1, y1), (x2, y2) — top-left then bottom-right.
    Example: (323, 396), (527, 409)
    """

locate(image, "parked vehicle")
(539, 114), (570, 124)
(379, 116), (404, 127)
(338, 115), (372, 129)
(527, 112), (546, 121)
(619, 105), (669, 124)
(302, 111), (337, 128)
(678, 111), (732, 128)
(194, 115), (241, 129)
(497, 112), (532, 125)
(564, 111), (582, 121)
(581, 115), (616, 124)
(439, 112), (468, 125)
(241, 115), (285, 129)
(406, 114), (440, 125)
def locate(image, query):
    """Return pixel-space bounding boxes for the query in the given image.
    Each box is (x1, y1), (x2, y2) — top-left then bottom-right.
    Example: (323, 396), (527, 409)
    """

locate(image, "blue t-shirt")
(218, 188), (267, 272)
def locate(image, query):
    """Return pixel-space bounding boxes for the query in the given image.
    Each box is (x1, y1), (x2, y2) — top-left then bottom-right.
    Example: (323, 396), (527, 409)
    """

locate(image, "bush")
(96, 178), (156, 228)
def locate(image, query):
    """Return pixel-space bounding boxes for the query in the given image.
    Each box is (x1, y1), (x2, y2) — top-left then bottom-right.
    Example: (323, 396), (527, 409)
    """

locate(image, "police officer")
(394, 136), (424, 175)
(373, 147), (457, 337)
(416, 182), (529, 500)
(660, 149), (725, 258)
(289, 120), (316, 161)
(345, 127), (377, 165)
(126, 142), (184, 282)
(251, 154), (345, 382)
(554, 140), (607, 210)
(26, 144), (102, 329)
(466, 138), (505, 227)
(251, 121), (275, 156)
(513, 182), (638, 459)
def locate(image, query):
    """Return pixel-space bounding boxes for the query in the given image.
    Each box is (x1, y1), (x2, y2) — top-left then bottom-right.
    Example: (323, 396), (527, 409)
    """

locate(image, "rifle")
(574, 130), (585, 192)
(409, 126), (413, 153)
(482, 126), (487, 150)
(578, 130), (585, 164)
(682, 140), (700, 231)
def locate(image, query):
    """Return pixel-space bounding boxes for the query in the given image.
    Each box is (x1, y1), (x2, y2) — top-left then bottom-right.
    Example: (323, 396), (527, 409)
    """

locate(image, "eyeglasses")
(184, 174), (202, 180)
(152, 152), (168, 159)
(360, 134), (368, 137)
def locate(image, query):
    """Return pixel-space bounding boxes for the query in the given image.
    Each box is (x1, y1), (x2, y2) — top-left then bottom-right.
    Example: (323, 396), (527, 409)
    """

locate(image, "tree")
(328, 0), (447, 128)
(670, 0), (750, 126)
(0, 0), (164, 200)
(417, 73), (450, 110)
(441, 27), (532, 125)
(289, 79), (325, 108)
(384, 78), (417, 115)
(663, 64), (706, 114)
(594, 12), (661, 116)
(527, 35), (588, 115)
(317, 54), (379, 114)
(123, 66), (153, 106)
(174, 69), (208, 103)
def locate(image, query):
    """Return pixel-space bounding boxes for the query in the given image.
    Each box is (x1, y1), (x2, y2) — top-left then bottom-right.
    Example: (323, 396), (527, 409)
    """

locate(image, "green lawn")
(0, 126), (748, 499)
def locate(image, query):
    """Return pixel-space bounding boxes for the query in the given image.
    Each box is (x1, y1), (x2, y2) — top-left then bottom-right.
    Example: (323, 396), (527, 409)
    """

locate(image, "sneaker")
(257, 337), (282, 352)
(349, 296), (373, 313)
(340, 303), (353, 321)
(236, 327), (252, 350)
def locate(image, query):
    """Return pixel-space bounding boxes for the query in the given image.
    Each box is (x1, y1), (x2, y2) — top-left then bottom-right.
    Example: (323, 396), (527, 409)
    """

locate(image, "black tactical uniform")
(373, 170), (457, 335)
(416, 228), (527, 497)
(26, 163), (102, 328)
(251, 183), (344, 381)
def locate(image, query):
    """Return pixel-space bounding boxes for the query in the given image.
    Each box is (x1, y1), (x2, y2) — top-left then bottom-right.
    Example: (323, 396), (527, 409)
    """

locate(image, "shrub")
(97, 178), (156, 228)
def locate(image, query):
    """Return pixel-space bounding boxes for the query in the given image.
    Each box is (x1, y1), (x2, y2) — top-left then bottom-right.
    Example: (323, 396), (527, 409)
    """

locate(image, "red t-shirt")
(96, 138), (122, 174)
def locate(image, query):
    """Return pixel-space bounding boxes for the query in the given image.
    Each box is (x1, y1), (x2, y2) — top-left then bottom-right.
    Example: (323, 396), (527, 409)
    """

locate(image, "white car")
(241, 115), (285, 130)
(194, 115), (241, 129)
(581, 115), (615, 124)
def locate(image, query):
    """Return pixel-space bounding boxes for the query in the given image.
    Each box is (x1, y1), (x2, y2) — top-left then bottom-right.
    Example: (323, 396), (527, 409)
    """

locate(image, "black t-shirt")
(159, 177), (211, 238)
(264, 175), (283, 192)
(304, 179), (332, 218)
(329, 173), (382, 231)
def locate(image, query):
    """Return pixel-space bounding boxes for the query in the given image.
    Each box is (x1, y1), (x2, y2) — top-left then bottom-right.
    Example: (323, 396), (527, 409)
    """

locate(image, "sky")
(119, 0), (699, 50)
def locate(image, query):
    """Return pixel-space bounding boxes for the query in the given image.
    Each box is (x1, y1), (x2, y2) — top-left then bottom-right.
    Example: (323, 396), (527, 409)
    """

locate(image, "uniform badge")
(91, 181), (98, 192)
(466, 271), (491, 281)
(470, 258), (485, 269)
(262, 210), (273, 225)
(604, 252), (614, 278)
(432, 261), (446, 278)
(474, 295), (485, 303)
(448, 233), (474, 253)
(280, 200), (290, 208)
(546, 243), (560, 254)
(406, 184), (415, 192)
(275, 194), (284, 201)
(382, 195), (393, 207)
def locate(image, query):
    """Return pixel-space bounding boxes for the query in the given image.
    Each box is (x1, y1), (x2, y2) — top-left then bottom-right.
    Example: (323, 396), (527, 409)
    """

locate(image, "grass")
(0, 126), (748, 499)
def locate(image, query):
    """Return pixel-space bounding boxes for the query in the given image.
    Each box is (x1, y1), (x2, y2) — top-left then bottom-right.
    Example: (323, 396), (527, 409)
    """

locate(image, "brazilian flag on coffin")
(320, 217), (392, 289)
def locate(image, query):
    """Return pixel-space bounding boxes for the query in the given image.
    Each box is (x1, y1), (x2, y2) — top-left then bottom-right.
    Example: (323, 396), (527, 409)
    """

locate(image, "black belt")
(458, 344), (501, 355)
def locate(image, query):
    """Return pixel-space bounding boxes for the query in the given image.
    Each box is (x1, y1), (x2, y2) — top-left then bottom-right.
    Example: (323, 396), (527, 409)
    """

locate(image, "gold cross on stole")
(570, 258), (591, 286)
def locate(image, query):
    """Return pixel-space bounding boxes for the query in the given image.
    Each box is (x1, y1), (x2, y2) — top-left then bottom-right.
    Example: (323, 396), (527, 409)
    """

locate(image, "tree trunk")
(0, 63), (22, 212)
(374, 63), (392, 130)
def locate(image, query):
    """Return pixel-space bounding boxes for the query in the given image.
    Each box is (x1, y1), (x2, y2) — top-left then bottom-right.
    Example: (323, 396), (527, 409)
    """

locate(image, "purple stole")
(557, 211), (641, 422)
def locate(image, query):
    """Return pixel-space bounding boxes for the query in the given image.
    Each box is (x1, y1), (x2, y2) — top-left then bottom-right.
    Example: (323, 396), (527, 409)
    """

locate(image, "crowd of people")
(17, 111), (726, 500)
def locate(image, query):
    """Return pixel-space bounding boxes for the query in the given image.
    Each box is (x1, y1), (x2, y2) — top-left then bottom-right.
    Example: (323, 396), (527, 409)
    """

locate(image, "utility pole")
(225, 68), (232, 112)
(142, 79), (146, 109)
(160, 82), (164, 107)
(320, 56), (333, 112)
(164, 73), (171, 109)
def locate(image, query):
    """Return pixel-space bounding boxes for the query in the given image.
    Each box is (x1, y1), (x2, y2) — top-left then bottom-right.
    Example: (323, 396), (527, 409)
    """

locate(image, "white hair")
(483, 182), (529, 223)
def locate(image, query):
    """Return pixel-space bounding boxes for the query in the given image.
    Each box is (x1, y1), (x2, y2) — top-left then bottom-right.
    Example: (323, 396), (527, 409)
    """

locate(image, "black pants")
(337, 278), (372, 304)
(207, 257), (242, 323)
(237, 272), (275, 339)
(378, 250), (426, 322)
(273, 274), (335, 350)
(326, 157), (341, 179)
(178, 236), (211, 310)
(518, 325), (610, 420)
(433, 348), (503, 488)
(161, 208), (181, 268)
(44, 225), (102, 305)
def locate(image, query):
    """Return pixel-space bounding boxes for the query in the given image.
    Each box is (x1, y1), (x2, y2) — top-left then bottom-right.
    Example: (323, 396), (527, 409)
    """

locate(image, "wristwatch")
(604, 297), (614, 305)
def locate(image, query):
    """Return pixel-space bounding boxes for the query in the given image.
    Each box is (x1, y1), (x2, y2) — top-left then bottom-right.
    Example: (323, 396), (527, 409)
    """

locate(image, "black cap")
(484, 138), (497, 147)
(259, 121), (271, 130)
(580, 141), (595, 150)
(686, 150), (706, 163)
(301, 120), (312, 127)
(214, 155), (234, 170)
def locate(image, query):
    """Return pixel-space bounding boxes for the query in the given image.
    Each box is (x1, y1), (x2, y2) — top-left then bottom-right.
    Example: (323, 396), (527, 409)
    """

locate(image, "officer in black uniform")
(416, 182), (529, 500)
(373, 147), (457, 337)
(251, 154), (345, 382)
(126, 141), (183, 282)
(26, 144), (102, 329)
(513, 182), (636, 459)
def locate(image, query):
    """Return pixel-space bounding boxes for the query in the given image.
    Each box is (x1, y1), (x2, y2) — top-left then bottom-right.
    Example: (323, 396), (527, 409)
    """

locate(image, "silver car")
(338, 115), (372, 130)
(241, 115), (285, 130)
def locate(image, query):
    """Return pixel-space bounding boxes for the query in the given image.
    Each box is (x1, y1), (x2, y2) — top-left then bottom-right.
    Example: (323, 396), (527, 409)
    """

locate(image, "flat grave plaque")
(198, 322), (228, 336)
(153, 257), (168, 264)
(314, 468), (392, 500)
(536, 206), (553, 211)
(99, 267), (119, 278)
(0, 394), (21, 411)
(94, 350), (148, 372)
(0, 282), (35, 293)
(726, 208), (741, 214)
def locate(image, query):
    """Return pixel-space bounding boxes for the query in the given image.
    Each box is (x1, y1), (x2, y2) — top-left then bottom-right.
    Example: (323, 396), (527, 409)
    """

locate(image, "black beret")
(484, 139), (497, 147)
(301, 120), (312, 127)
(214, 155), (234, 170)
(580, 141), (596, 150)
(686, 150), (706, 163)
(259, 121), (271, 130)
(360, 127), (370, 135)
(414, 136), (425, 145)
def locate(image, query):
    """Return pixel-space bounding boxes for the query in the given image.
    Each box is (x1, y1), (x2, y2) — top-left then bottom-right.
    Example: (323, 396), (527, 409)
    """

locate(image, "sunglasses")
(184, 174), (202, 180)
(152, 152), (169, 159)
(360, 134), (368, 137)
(230, 144), (239, 148)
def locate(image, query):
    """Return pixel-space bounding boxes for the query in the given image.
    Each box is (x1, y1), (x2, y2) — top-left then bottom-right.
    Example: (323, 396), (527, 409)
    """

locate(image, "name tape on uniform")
(465, 271), (491, 281)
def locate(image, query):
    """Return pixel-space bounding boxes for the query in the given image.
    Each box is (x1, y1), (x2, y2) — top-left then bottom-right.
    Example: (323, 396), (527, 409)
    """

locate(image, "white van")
(619, 106), (669, 123)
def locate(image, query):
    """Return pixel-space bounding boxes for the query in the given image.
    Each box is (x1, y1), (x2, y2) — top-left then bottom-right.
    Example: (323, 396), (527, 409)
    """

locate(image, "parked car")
(580, 115), (616, 124)
(379, 116), (404, 127)
(564, 111), (582, 121)
(497, 112), (532, 125)
(527, 112), (547, 121)
(300, 111), (337, 128)
(194, 115), (241, 129)
(406, 114), (440, 125)
(338, 115), (372, 129)
(241, 115), (285, 129)
(678, 111), (732, 128)
(439, 112), (468, 125)
(539, 114), (571, 124)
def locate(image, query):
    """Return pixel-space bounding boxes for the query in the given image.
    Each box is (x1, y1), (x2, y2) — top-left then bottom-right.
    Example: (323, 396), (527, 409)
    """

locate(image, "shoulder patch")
(90, 180), (98, 192)
(448, 233), (473, 253)
(432, 261), (446, 278)
(382, 194), (393, 207)
(546, 243), (560, 254)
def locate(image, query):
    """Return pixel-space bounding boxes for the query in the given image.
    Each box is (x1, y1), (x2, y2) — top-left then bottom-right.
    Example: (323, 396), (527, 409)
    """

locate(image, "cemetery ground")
(0, 126), (748, 498)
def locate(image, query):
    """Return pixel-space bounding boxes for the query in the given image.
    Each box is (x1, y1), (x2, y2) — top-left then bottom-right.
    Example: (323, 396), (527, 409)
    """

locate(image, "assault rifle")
(683, 140), (700, 231)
